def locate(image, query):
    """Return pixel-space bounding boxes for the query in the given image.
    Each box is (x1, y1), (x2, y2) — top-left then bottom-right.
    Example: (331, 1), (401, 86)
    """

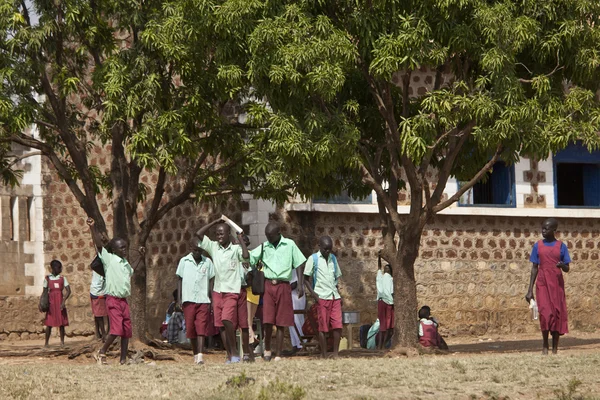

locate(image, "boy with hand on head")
(304, 236), (343, 359)
(87, 218), (142, 365)
(376, 251), (394, 350)
(176, 240), (215, 365)
(250, 222), (306, 361)
(418, 306), (448, 350)
(195, 218), (249, 364)
(526, 218), (571, 355)
(40, 260), (71, 347)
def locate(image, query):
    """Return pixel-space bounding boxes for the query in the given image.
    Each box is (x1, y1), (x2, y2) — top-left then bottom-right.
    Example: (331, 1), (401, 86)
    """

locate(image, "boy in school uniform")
(195, 218), (249, 363)
(376, 252), (394, 349)
(87, 218), (141, 365)
(304, 236), (343, 359)
(176, 240), (215, 365)
(525, 217), (571, 355)
(418, 305), (448, 350)
(249, 222), (306, 361)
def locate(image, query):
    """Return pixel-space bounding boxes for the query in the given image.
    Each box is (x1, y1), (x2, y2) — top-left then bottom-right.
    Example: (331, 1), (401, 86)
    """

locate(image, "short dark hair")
(50, 260), (62, 270)
(385, 264), (393, 276)
(418, 305), (431, 319)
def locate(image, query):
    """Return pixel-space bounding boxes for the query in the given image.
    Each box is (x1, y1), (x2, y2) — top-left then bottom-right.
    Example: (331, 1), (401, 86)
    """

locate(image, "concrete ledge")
(285, 202), (600, 219)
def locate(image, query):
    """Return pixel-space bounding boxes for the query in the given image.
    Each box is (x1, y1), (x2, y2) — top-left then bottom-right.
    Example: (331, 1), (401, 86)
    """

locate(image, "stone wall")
(279, 209), (600, 337)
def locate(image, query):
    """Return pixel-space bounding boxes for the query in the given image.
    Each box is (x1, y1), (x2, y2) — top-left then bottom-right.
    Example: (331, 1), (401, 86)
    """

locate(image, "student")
(238, 234), (254, 362)
(525, 218), (571, 355)
(376, 252), (394, 350)
(418, 306), (448, 350)
(304, 236), (343, 359)
(176, 240), (215, 365)
(90, 268), (108, 342)
(87, 218), (141, 365)
(195, 218), (249, 364)
(40, 260), (71, 347)
(249, 222), (306, 361)
(287, 268), (306, 355)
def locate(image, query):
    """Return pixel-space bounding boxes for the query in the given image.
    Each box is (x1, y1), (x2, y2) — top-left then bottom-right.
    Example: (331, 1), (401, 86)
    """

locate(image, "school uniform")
(304, 252), (343, 333)
(98, 247), (134, 338)
(249, 237), (306, 327)
(90, 271), (107, 317)
(418, 318), (442, 348)
(44, 274), (69, 327)
(530, 239), (571, 334)
(198, 236), (247, 328)
(176, 253), (215, 338)
(288, 269), (306, 349)
(376, 270), (394, 332)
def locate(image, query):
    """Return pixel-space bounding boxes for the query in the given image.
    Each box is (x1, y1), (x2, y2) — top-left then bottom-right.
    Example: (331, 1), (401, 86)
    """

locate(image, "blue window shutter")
(491, 162), (511, 205)
(582, 164), (600, 206)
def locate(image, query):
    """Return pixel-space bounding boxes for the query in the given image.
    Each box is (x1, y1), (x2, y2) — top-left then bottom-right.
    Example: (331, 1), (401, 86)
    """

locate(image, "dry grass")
(1, 351), (600, 399)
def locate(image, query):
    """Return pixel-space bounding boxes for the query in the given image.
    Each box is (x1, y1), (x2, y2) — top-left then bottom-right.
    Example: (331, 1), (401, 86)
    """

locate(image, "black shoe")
(243, 354), (255, 363)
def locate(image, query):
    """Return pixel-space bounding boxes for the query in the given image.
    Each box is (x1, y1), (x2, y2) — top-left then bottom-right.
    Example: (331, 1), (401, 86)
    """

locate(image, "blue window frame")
(313, 190), (373, 204)
(458, 161), (516, 207)
(554, 142), (600, 208)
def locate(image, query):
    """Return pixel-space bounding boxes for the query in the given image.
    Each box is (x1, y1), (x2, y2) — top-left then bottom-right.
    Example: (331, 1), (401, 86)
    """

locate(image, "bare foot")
(44, 344), (49, 348)
(542, 347), (549, 355)
(552, 348), (558, 355)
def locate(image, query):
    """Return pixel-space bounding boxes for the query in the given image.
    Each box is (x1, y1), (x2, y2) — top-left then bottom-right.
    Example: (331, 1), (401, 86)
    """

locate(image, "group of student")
(38, 216), (571, 362)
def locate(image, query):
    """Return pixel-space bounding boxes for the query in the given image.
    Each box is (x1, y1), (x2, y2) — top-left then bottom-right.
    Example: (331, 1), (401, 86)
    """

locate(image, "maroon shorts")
(106, 295), (132, 338)
(183, 302), (210, 338)
(317, 298), (342, 332)
(377, 300), (395, 332)
(212, 291), (242, 328)
(263, 280), (294, 327)
(90, 295), (107, 317)
(237, 289), (249, 329)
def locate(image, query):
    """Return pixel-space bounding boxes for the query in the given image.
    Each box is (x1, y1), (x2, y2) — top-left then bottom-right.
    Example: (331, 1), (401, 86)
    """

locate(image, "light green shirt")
(44, 274), (69, 288)
(198, 236), (246, 294)
(98, 247), (133, 298)
(176, 254), (214, 304)
(90, 271), (105, 296)
(376, 270), (394, 305)
(249, 237), (306, 281)
(303, 252), (342, 300)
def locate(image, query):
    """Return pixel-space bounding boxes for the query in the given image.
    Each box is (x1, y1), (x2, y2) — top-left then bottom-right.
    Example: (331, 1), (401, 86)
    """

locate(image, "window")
(458, 161), (516, 207)
(313, 190), (373, 204)
(554, 142), (600, 207)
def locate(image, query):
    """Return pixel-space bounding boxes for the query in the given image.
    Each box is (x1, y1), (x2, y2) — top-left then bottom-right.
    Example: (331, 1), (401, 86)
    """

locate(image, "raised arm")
(525, 263), (538, 303)
(194, 218), (222, 241)
(86, 218), (105, 252)
(237, 232), (249, 260)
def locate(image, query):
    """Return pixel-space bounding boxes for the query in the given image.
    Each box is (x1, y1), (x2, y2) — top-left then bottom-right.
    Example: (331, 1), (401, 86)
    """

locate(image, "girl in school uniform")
(40, 260), (71, 347)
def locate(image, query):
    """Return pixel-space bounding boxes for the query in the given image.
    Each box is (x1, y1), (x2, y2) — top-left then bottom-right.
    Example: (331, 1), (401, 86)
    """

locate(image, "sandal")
(94, 352), (108, 365)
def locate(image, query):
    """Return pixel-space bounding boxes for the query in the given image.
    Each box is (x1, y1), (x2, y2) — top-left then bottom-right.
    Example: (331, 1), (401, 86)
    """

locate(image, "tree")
(245, 0), (600, 347)
(0, 0), (353, 341)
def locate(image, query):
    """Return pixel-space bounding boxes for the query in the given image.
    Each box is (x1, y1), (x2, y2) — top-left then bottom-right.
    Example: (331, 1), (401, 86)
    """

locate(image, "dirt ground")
(1, 331), (600, 399)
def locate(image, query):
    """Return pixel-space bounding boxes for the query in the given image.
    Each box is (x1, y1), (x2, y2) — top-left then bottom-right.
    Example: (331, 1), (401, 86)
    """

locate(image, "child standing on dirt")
(304, 236), (343, 359)
(87, 218), (142, 365)
(90, 267), (108, 342)
(418, 306), (448, 350)
(376, 252), (394, 350)
(176, 239), (215, 365)
(40, 260), (71, 347)
(525, 217), (571, 355)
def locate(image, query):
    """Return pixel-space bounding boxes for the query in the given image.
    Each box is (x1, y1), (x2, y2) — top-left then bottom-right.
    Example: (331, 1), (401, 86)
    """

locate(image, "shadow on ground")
(449, 336), (600, 354)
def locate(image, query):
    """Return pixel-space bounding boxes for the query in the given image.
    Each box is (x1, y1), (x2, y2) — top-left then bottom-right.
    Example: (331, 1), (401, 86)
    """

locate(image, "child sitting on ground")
(418, 305), (448, 350)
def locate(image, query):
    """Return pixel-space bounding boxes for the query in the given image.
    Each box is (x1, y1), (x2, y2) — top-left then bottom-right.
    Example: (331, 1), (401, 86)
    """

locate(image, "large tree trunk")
(392, 226), (422, 348)
(128, 235), (148, 343)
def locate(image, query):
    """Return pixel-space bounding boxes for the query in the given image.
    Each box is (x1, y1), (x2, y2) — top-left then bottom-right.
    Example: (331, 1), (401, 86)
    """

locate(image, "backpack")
(359, 324), (372, 349)
(311, 253), (338, 289)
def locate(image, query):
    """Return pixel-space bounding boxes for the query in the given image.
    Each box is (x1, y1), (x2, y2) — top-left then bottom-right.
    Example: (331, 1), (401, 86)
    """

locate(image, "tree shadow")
(449, 336), (600, 354)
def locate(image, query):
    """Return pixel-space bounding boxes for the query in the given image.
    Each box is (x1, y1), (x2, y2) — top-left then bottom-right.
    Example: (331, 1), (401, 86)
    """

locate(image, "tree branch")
(433, 143), (504, 212)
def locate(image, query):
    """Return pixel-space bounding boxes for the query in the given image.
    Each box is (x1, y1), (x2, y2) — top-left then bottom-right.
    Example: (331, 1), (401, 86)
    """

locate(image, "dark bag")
(359, 324), (372, 349)
(91, 255), (105, 277)
(39, 276), (50, 312)
(251, 244), (265, 295)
